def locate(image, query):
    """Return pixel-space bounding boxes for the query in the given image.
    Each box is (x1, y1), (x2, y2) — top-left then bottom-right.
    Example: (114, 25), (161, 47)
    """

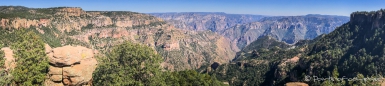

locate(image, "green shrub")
(93, 41), (164, 86)
(10, 29), (49, 85)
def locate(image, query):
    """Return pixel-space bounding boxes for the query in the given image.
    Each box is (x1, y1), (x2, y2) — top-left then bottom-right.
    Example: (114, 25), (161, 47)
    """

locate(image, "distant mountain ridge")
(221, 15), (349, 50)
(149, 12), (265, 32)
(150, 12), (349, 51)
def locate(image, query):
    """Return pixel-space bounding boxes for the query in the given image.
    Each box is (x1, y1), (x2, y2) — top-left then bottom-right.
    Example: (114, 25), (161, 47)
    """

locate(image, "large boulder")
(45, 45), (97, 86)
(62, 58), (97, 86)
(49, 45), (94, 66)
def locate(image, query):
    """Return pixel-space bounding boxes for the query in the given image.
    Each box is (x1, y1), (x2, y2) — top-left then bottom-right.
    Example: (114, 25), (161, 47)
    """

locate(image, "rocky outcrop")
(0, 18), (40, 29)
(45, 45), (97, 86)
(0, 47), (16, 72)
(49, 45), (95, 66)
(51, 13), (159, 32)
(350, 10), (385, 29)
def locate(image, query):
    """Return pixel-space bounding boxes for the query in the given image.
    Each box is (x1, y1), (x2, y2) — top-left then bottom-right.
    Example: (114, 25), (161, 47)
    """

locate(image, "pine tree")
(93, 41), (165, 86)
(10, 30), (49, 85)
(0, 44), (4, 70)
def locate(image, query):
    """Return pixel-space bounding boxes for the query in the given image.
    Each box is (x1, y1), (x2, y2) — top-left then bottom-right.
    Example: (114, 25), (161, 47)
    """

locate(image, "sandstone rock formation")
(45, 45), (97, 86)
(0, 18), (40, 29)
(0, 47), (16, 72)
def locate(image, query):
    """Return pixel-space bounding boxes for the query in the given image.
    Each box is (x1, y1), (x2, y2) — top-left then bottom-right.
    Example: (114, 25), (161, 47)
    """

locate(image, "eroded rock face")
(351, 11), (385, 29)
(45, 45), (97, 86)
(50, 45), (94, 67)
(0, 18), (40, 29)
(1, 47), (16, 71)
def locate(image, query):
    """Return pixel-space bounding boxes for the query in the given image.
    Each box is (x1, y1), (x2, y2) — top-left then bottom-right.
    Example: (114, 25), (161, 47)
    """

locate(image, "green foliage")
(0, 26), (62, 48)
(234, 36), (293, 59)
(212, 63), (272, 86)
(0, 28), (23, 47)
(208, 9), (385, 86)
(93, 41), (164, 86)
(202, 35), (303, 85)
(99, 11), (140, 17)
(10, 29), (49, 85)
(0, 6), (52, 19)
(93, 41), (225, 85)
(132, 21), (166, 29)
(81, 24), (94, 31)
(65, 29), (80, 36)
(0, 44), (4, 67)
(33, 26), (62, 47)
(164, 70), (227, 86)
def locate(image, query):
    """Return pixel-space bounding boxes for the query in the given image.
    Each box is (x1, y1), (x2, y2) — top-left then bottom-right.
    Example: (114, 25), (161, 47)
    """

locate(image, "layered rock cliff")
(0, 6), (235, 71)
(350, 10), (385, 29)
(0, 6), (160, 32)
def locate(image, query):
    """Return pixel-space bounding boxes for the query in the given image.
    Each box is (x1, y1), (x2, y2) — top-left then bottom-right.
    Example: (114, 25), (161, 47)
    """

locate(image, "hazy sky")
(1, 0), (385, 16)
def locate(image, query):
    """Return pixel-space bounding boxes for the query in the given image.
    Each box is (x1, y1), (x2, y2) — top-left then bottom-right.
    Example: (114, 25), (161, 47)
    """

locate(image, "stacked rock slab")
(45, 44), (98, 86)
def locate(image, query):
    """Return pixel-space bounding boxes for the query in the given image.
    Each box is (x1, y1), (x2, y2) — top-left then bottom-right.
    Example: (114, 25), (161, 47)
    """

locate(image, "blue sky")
(1, 0), (385, 16)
